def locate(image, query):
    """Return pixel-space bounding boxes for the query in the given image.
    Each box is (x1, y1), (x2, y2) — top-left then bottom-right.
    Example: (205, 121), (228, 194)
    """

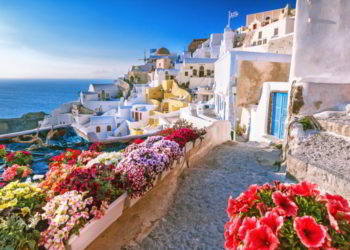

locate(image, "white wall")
(290, 0), (350, 84)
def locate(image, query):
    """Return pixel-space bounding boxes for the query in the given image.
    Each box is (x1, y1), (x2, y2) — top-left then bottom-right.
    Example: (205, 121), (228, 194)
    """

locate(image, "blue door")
(271, 92), (288, 139)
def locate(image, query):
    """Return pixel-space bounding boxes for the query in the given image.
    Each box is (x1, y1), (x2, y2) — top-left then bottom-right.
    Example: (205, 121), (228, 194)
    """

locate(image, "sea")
(0, 79), (127, 176)
(0, 79), (112, 119)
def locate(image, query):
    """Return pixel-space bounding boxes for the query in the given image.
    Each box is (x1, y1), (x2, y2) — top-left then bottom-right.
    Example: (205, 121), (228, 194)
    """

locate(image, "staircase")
(287, 111), (350, 199)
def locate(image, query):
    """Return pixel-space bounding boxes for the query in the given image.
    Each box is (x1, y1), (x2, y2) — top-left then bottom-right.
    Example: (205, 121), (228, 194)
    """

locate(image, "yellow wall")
(162, 80), (173, 92)
(131, 128), (144, 135)
(145, 85), (163, 100)
(171, 81), (192, 102)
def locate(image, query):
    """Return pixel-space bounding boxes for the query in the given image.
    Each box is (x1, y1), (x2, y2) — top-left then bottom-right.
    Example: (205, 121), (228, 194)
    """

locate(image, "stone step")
(287, 132), (350, 200)
(315, 111), (350, 138)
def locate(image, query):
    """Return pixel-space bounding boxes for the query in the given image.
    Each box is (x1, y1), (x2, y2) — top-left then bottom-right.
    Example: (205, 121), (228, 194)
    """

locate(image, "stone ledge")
(287, 154), (350, 200)
(317, 115), (350, 137)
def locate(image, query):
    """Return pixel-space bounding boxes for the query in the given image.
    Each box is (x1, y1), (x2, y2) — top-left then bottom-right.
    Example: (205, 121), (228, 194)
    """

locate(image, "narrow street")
(123, 141), (285, 250)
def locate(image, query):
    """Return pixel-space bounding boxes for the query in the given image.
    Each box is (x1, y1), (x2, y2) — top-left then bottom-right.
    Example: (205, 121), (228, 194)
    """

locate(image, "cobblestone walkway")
(125, 141), (283, 250)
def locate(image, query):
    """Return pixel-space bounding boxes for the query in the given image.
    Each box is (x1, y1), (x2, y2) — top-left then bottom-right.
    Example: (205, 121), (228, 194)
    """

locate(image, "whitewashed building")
(192, 33), (223, 59)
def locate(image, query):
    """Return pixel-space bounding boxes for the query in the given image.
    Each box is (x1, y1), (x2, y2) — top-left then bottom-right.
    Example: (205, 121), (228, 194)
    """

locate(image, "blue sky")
(0, 0), (295, 79)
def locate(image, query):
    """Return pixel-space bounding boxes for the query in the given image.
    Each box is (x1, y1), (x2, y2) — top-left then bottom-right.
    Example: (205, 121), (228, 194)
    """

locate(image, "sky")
(0, 0), (295, 79)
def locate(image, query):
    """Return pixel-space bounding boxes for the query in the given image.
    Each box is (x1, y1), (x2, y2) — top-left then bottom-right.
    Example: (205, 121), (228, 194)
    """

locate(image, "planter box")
(185, 142), (193, 153)
(125, 178), (158, 209)
(67, 192), (127, 250)
(159, 168), (172, 181)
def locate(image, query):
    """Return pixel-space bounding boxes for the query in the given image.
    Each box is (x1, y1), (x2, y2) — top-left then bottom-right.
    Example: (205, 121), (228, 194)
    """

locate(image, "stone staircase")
(287, 111), (350, 199)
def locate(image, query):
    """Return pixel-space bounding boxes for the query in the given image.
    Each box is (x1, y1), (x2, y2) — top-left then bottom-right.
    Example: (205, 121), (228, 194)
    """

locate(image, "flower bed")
(0, 126), (205, 250)
(224, 181), (350, 250)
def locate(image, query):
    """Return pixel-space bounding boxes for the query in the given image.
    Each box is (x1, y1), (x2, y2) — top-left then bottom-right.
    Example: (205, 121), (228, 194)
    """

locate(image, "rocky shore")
(0, 112), (47, 135)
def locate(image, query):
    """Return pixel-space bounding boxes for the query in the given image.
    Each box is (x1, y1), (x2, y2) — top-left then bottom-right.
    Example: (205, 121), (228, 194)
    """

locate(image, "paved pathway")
(124, 141), (284, 250)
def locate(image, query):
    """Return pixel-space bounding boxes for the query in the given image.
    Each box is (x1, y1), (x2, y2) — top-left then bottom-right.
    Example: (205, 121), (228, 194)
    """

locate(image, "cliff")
(0, 112), (47, 135)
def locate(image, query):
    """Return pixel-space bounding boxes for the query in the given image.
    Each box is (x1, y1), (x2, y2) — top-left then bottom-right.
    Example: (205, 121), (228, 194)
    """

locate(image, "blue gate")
(271, 92), (288, 139)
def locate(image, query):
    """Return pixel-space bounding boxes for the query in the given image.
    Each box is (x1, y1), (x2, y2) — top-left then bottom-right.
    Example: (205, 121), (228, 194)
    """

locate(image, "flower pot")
(159, 168), (171, 181)
(124, 195), (142, 209)
(67, 192), (127, 250)
(185, 142), (193, 153)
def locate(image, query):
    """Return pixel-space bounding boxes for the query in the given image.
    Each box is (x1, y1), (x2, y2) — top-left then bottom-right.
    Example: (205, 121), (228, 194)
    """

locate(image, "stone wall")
(236, 60), (290, 107)
(0, 112), (46, 135)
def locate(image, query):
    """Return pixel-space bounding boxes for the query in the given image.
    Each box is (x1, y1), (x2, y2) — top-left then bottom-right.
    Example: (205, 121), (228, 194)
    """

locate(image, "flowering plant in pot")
(4, 150), (32, 166)
(0, 144), (7, 158)
(86, 151), (124, 168)
(151, 139), (183, 165)
(33, 191), (107, 250)
(88, 142), (105, 152)
(165, 128), (198, 147)
(0, 181), (46, 217)
(77, 150), (100, 165)
(115, 147), (170, 197)
(49, 148), (81, 167)
(224, 181), (350, 250)
(55, 164), (123, 210)
(2, 164), (32, 182)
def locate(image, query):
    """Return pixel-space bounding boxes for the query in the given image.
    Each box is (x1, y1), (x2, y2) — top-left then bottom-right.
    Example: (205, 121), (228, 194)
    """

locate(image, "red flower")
(294, 216), (328, 248)
(324, 193), (350, 232)
(224, 216), (242, 250)
(259, 212), (284, 235)
(272, 191), (298, 217)
(239, 217), (258, 241)
(243, 225), (279, 250)
(227, 196), (248, 217)
(132, 138), (145, 144)
(291, 181), (320, 197)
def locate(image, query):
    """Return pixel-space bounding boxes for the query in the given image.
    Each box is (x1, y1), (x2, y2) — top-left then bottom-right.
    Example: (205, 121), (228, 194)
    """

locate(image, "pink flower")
(243, 225), (279, 250)
(238, 217), (258, 241)
(291, 181), (320, 197)
(294, 216), (328, 248)
(272, 191), (298, 217)
(259, 211), (284, 235)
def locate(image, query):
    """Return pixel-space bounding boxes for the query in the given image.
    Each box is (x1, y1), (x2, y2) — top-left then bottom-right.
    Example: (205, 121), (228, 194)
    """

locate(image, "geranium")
(4, 150), (32, 166)
(164, 128), (199, 147)
(35, 191), (106, 250)
(132, 138), (144, 144)
(49, 148), (81, 167)
(224, 181), (350, 250)
(272, 191), (298, 217)
(2, 164), (32, 181)
(243, 225), (279, 250)
(88, 142), (105, 152)
(0, 181), (45, 216)
(0, 144), (6, 158)
(294, 216), (328, 248)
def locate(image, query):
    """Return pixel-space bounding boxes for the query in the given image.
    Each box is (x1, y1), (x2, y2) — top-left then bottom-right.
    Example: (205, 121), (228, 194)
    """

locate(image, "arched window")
(107, 125), (112, 131)
(193, 69), (197, 76)
(96, 126), (101, 133)
(199, 66), (204, 77)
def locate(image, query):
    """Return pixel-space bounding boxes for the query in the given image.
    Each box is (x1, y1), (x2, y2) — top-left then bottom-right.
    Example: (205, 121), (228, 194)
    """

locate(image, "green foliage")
(299, 117), (314, 131)
(258, 189), (275, 208)
(0, 215), (40, 250)
(279, 218), (307, 250)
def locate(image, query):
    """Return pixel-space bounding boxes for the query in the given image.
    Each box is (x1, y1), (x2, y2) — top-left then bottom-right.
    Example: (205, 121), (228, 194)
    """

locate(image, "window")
(207, 70), (211, 76)
(199, 66), (204, 77)
(253, 24), (257, 30)
(253, 42), (256, 46)
(263, 39), (267, 44)
(193, 69), (197, 76)
(258, 31), (262, 39)
(274, 28), (279, 36)
(258, 40), (262, 45)
(190, 66), (193, 69)
(98, 94), (101, 99)
(185, 71), (188, 76)
(107, 125), (112, 131)
(96, 126), (101, 133)
(170, 75), (174, 80)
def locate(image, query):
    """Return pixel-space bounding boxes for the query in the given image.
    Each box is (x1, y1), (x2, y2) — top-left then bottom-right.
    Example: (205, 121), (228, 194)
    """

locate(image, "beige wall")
(236, 60), (290, 107)
(156, 58), (172, 69)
